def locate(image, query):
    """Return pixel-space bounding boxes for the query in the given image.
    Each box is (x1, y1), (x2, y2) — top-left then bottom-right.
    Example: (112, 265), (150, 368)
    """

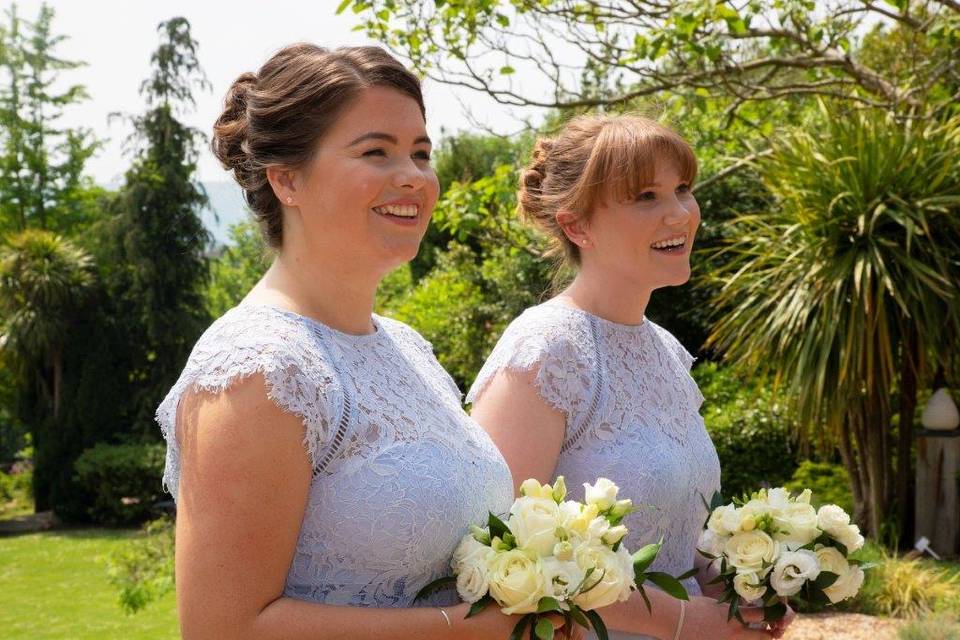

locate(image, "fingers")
(738, 606), (767, 624)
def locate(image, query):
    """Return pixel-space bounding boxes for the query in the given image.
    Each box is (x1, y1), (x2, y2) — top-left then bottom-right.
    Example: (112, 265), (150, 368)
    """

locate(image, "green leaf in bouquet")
(804, 584), (832, 607)
(708, 572), (728, 585)
(637, 585), (653, 613)
(412, 575), (456, 603)
(815, 571), (839, 590)
(534, 617), (555, 640)
(536, 596), (563, 614)
(762, 587), (779, 607)
(503, 532), (517, 549)
(466, 595), (493, 618)
(568, 604), (591, 628)
(763, 599), (787, 622)
(584, 609), (609, 640)
(578, 568), (607, 595)
(833, 540), (849, 556)
(644, 572), (690, 600)
(632, 539), (663, 576)
(728, 596), (745, 624)
(677, 566), (700, 581)
(489, 512), (510, 540)
(509, 614), (533, 640)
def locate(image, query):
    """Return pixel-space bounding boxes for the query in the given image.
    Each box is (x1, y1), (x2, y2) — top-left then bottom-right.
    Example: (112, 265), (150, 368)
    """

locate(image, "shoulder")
(466, 303), (597, 411)
(645, 319), (696, 371)
(157, 305), (345, 470)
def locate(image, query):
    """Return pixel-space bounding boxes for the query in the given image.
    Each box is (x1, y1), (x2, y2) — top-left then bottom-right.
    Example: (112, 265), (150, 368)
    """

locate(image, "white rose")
(708, 504), (742, 536)
(724, 530), (780, 573)
(560, 501), (601, 540)
(773, 501), (820, 546)
(572, 543), (635, 611)
(584, 478), (620, 511)
(452, 535), (493, 573)
(542, 557), (586, 600)
(835, 524), (865, 553)
(814, 546), (864, 603)
(519, 478), (555, 500)
(766, 488), (792, 510)
(816, 504), (851, 537)
(487, 549), (546, 614)
(740, 498), (773, 521)
(697, 529), (726, 558)
(733, 572), (768, 604)
(602, 525), (629, 547)
(508, 496), (561, 557)
(770, 549), (820, 597)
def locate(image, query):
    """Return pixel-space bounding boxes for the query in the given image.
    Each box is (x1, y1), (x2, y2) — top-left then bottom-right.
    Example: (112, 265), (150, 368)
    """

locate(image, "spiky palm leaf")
(704, 102), (960, 534)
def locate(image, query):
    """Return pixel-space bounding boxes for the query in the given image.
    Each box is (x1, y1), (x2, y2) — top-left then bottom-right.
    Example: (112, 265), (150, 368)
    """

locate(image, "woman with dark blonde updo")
(158, 44), (577, 639)
(468, 115), (795, 640)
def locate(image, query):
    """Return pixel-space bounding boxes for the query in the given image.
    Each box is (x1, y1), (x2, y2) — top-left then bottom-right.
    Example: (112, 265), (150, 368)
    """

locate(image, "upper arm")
(469, 367), (566, 496)
(174, 373), (312, 639)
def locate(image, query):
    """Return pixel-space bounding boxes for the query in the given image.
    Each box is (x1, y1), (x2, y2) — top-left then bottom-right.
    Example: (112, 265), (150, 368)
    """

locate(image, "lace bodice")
(468, 301), (720, 638)
(158, 304), (513, 608)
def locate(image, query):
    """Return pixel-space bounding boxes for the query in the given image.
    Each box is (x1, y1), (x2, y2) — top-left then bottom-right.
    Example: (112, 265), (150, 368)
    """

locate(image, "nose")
(664, 194), (694, 227)
(392, 156), (427, 191)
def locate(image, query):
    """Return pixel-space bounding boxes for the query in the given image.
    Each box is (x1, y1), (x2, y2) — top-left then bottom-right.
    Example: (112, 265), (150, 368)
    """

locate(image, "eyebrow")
(347, 131), (432, 147)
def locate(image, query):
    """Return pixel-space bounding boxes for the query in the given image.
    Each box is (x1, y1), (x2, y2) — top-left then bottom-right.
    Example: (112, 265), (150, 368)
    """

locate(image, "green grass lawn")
(0, 528), (179, 639)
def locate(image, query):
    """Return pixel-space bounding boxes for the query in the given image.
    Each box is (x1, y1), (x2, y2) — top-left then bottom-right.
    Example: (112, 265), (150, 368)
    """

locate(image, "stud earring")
(286, 196), (293, 204)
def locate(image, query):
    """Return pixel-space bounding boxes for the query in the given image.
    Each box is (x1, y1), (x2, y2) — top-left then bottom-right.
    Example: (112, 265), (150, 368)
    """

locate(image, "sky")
(12, 0), (550, 186)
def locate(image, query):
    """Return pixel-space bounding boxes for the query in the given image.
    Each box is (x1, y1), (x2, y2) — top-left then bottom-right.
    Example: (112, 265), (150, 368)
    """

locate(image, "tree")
(0, 229), (94, 508)
(342, 0), (959, 119)
(705, 103), (960, 538)
(0, 3), (99, 234)
(206, 221), (269, 318)
(112, 17), (211, 429)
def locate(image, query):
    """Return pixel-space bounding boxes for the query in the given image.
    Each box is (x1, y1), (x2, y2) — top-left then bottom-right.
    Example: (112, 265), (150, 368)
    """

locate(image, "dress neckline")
(237, 303), (383, 344)
(541, 299), (648, 334)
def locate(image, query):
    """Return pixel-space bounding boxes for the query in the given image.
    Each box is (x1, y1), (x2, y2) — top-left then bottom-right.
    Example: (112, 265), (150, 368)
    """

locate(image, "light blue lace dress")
(158, 303), (513, 607)
(467, 301), (721, 639)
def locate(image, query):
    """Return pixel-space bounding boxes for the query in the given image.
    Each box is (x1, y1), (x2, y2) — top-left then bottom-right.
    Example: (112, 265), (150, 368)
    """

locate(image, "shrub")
(73, 442), (166, 526)
(107, 516), (175, 613)
(853, 546), (960, 618)
(693, 362), (799, 498)
(785, 460), (854, 514)
(0, 467), (32, 502)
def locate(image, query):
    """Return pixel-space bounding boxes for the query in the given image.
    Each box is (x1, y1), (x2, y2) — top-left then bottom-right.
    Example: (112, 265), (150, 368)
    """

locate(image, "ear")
(266, 165), (304, 207)
(556, 210), (590, 248)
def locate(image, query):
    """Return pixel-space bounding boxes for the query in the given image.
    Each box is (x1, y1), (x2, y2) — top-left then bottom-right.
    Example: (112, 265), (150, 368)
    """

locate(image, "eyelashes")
(361, 148), (432, 162)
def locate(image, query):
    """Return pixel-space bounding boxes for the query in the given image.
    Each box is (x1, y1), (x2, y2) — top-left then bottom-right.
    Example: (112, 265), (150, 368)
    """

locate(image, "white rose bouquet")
(697, 488), (871, 625)
(417, 477), (692, 640)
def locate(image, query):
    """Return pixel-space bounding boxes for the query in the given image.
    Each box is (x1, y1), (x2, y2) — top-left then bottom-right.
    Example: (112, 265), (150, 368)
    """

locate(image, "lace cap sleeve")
(155, 306), (343, 498)
(466, 306), (596, 422)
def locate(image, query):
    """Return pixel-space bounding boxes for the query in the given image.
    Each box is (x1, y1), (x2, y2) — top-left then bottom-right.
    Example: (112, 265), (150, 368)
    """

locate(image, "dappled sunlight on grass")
(0, 528), (178, 639)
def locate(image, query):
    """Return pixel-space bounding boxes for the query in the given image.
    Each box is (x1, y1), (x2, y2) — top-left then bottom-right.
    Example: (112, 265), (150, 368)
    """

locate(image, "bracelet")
(673, 600), (686, 640)
(439, 607), (452, 628)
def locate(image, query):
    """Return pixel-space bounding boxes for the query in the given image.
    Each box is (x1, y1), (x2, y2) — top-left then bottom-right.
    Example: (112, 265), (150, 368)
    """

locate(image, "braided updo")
(517, 115), (697, 267)
(211, 44), (425, 248)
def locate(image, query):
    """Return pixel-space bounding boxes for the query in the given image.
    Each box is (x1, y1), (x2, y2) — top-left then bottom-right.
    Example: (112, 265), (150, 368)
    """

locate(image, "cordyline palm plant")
(0, 229), (94, 421)
(704, 102), (960, 539)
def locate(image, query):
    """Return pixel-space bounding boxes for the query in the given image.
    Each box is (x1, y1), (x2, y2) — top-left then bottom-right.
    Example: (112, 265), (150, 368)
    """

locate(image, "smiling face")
(290, 85), (439, 276)
(583, 160), (700, 290)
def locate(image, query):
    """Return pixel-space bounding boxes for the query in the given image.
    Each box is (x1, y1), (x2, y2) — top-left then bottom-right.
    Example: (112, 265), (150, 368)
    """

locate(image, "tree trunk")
(897, 327), (919, 546)
(52, 347), (62, 421)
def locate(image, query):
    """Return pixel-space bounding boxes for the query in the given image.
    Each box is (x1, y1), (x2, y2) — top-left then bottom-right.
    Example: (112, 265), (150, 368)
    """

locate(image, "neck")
(559, 263), (651, 326)
(252, 244), (382, 336)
